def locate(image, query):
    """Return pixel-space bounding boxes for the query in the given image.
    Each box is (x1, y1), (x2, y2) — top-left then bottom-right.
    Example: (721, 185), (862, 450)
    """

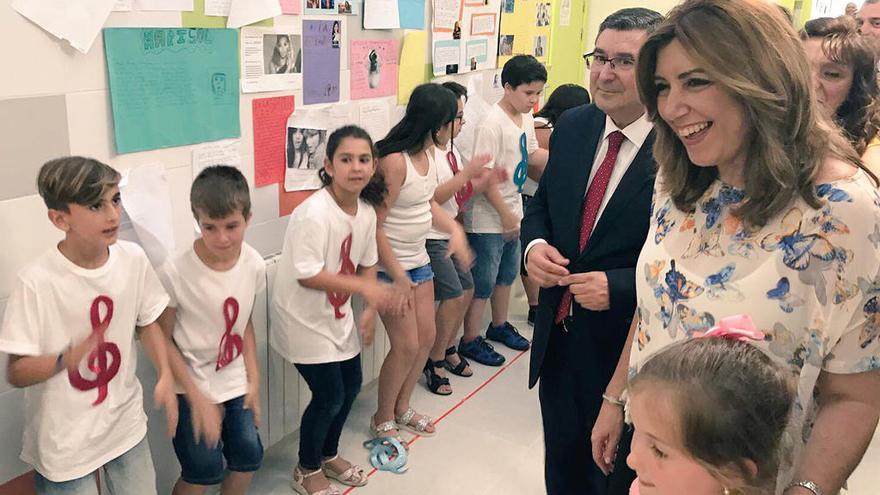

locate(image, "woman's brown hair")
(801, 15), (880, 156)
(636, 0), (864, 230)
(630, 337), (795, 493)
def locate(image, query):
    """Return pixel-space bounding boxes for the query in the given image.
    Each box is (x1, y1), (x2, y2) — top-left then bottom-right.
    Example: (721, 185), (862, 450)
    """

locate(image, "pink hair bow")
(694, 314), (765, 342)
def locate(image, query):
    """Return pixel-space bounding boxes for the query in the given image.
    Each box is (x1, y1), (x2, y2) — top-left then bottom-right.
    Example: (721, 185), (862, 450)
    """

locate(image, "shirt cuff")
(523, 239), (548, 269)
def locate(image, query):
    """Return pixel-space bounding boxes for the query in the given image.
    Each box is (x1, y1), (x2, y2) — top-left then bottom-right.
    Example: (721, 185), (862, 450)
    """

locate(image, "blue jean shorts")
(35, 435), (155, 495)
(468, 233), (521, 299)
(378, 264), (434, 285)
(173, 394), (264, 485)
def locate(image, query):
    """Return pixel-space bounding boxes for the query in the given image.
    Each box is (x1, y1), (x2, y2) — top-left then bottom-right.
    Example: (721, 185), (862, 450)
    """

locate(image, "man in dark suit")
(521, 8), (663, 495)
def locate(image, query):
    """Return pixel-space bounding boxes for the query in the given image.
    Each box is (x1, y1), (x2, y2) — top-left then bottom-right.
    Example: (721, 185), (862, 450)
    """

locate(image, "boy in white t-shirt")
(0, 156), (176, 494)
(156, 166), (265, 495)
(461, 55), (549, 366)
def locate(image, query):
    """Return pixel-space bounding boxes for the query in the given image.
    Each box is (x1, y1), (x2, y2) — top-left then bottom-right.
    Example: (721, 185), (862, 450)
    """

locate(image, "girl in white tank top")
(367, 83), (473, 448)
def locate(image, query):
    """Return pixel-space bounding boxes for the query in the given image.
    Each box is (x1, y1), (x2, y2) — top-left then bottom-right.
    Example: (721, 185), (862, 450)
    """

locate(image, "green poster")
(104, 28), (240, 154)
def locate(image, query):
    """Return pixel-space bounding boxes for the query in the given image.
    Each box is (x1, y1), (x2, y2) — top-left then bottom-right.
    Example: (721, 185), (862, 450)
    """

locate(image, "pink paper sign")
(350, 39), (399, 100)
(280, 0), (301, 14)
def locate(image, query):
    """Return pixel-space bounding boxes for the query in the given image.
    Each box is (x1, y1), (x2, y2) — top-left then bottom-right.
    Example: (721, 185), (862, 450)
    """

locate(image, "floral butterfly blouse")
(631, 170), (880, 487)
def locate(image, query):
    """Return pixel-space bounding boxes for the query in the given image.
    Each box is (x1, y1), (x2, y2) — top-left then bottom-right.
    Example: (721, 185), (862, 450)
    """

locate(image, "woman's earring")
(722, 488), (730, 495)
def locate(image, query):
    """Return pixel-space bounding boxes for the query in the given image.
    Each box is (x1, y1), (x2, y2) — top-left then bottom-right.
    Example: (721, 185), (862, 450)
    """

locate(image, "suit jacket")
(521, 104), (656, 389)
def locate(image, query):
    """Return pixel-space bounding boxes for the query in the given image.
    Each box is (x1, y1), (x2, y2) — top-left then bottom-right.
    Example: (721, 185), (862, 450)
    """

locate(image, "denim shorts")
(173, 394), (264, 485)
(468, 233), (521, 299)
(35, 436), (156, 495)
(378, 264), (434, 285)
(426, 239), (474, 301)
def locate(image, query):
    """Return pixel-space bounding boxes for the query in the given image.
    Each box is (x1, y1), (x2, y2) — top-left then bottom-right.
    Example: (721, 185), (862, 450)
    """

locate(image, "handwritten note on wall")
(104, 28), (240, 154)
(253, 95), (295, 187)
(350, 40), (399, 100)
(302, 20), (341, 105)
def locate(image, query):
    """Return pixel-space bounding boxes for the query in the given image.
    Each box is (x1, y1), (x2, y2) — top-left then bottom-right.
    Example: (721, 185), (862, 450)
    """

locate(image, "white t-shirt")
(271, 188), (379, 364)
(428, 144), (464, 241)
(158, 242), (266, 403)
(464, 103), (539, 234)
(0, 241), (169, 482)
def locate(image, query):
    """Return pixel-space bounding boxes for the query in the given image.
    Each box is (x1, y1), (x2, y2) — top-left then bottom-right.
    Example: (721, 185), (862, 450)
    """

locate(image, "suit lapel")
(561, 111), (605, 257)
(579, 131), (656, 259)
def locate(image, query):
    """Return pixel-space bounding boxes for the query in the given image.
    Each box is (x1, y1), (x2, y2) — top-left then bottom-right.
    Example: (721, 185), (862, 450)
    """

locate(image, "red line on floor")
(342, 348), (529, 494)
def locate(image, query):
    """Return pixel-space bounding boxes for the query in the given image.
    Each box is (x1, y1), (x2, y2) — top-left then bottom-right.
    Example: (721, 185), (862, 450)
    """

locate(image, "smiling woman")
(588, 1), (880, 494)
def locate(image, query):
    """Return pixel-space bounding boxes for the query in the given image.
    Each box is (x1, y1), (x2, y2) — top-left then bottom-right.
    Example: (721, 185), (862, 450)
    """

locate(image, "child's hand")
(189, 392), (223, 448)
(447, 228), (474, 269)
(362, 279), (392, 312)
(63, 334), (100, 373)
(358, 307), (378, 346)
(244, 382), (261, 429)
(471, 167), (508, 194)
(463, 154), (492, 180)
(500, 211), (521, 240)
(153, 376), (179, 438)
(391, 279), (416, 315)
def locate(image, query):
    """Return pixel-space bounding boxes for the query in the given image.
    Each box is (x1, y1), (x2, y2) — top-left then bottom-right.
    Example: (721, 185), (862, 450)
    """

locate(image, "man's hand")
(525, 243), (570, 287)
(591, 400), (625, 475)
(559, 272), (609, 311)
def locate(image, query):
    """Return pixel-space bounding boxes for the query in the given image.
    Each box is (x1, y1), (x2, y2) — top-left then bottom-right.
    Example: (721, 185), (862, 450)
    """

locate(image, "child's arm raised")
(155, 308), (222, 446)
(433, 154), (492, 205)
(242, 316), (261, 428)
(137, 320), (179, 437)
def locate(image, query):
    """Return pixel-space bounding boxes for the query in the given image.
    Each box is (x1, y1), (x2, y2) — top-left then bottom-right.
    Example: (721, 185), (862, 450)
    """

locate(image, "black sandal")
(423, 359), (452, 396)
(442, 346), (473, 377)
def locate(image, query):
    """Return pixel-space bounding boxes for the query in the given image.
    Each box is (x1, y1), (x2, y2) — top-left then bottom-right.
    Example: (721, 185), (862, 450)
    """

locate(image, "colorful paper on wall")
(431, 0), (500, 76)
(183, 0), (273, 28)
(399, 0), (425, 28)
(350, 40), (399, 100)
(397, 31), (428, 105)
(303, 20), (341, 105)
(363, 0), (424, 29)
(253, 96), (295, 187)
(241, 27), (302, 93)
(498, 0), (553, 65)
(104, 28), (240, 154)
(279, 0), (301, 14)
(12, 0), (116, 54)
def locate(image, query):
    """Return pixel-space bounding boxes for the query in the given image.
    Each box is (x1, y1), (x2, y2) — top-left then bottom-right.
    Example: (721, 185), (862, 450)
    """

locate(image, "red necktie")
(555, 130), (626, 324)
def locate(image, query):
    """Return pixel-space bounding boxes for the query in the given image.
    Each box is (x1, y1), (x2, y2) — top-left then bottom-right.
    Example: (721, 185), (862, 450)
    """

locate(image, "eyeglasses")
(583, 52), (636, 72)
(447, 150), (474, 210)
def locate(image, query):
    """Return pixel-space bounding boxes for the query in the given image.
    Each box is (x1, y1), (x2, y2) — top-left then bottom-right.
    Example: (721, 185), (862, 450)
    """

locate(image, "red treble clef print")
(215, 297), (243, 370)
(328, 233), (356, 319)
(68, 295), (121, 406)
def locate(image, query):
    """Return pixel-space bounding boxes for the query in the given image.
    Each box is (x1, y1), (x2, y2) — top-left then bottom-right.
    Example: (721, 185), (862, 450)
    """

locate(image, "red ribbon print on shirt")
(328, 233), (356, 319)
(216, 297), (243, 370)
(67, 295), (121, 406)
